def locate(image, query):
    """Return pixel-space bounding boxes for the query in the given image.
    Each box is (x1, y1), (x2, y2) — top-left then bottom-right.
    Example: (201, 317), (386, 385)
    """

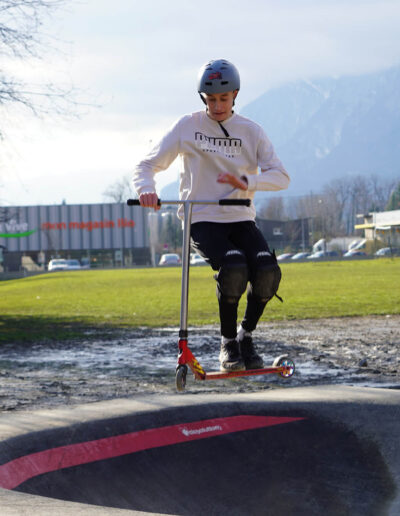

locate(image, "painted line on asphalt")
(0, 414), (305, 490)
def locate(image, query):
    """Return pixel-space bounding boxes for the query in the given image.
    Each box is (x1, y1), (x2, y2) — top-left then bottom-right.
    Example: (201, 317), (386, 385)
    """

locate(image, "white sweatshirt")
(133, 110), (290, 223)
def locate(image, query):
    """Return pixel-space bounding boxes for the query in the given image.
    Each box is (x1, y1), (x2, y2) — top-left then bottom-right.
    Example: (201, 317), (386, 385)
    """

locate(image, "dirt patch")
(0, 315), (399, 411)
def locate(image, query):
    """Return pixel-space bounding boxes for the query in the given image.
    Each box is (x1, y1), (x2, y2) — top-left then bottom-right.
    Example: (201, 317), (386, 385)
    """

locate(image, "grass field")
(1, 259), (399, 343)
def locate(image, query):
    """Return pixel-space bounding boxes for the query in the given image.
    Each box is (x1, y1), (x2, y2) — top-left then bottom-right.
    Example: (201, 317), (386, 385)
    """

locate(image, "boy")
(133, 59), (289, 372)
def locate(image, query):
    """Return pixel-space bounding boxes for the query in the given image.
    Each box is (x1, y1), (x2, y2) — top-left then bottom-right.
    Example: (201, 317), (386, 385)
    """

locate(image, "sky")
(1, 0), (400, 206)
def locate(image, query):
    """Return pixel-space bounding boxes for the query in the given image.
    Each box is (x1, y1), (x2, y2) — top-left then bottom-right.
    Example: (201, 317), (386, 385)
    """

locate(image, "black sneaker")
(239, 335), (264, 369)
(219, 340), (245, 372)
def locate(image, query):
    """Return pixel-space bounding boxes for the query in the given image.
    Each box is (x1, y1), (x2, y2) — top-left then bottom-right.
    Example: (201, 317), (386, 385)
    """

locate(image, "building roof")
(355, 209), (400, 230)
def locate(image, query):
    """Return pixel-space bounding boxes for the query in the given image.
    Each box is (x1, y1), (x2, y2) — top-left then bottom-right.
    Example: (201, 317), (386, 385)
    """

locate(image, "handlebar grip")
(219, 199), (251, 206)
(127, 199), (161, 206)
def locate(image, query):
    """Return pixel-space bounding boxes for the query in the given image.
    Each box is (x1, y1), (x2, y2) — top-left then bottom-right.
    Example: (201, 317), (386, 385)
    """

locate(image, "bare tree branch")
(102, 174), (135, 203)
(0, 0), (93, 140)
(0, 0), (65, 58)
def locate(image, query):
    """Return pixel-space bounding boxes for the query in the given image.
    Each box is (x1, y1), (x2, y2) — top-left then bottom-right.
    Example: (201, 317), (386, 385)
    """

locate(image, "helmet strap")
(218, 121), (230, 138)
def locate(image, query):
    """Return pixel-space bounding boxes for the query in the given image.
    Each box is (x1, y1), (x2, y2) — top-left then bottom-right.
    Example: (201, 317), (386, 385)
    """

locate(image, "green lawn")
(1, 259), (399, 343)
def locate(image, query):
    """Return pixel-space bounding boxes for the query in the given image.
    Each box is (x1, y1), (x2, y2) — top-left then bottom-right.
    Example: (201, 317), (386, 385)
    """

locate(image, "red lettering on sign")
(69, 220), (115, 231)
(40, 220), (130, 231)
(118, 218), (135, 228)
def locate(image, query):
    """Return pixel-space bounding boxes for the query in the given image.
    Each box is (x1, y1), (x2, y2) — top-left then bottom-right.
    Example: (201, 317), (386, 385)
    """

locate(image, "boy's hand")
(217, 173), (248, 190)
(139, 192), (160, 210)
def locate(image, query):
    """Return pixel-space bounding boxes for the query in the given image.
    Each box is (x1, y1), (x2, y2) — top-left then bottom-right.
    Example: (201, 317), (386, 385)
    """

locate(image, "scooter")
(127, 198), (295, 392)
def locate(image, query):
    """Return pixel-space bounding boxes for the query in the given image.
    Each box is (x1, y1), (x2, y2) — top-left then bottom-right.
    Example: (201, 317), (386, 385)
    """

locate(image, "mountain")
(241, 66), (400, 197)
(161, 66), (400, 199)
(160, 180), (179, 199)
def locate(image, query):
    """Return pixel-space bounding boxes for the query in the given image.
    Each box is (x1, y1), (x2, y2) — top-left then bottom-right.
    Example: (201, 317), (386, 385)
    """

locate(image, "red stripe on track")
(0, 415), (305, 490)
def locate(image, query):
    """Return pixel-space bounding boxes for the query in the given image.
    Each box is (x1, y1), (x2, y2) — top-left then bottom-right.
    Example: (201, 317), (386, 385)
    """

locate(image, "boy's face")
(204, 90), (238, 122)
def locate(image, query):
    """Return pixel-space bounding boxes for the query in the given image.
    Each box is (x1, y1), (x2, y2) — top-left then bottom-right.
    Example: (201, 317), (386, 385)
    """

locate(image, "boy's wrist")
(243, 174), (257, 191)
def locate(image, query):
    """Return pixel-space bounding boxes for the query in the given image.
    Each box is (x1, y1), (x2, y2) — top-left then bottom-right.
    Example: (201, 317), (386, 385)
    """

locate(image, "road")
(0, 386), (399, 515)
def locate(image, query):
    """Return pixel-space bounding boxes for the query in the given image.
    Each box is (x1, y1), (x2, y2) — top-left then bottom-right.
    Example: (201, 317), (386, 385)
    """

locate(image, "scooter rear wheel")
(175, 365), (188, 392)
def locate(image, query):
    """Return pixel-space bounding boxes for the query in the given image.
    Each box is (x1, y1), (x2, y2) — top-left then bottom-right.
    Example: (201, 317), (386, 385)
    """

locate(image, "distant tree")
(369, 175), (397, 212)
(102, 174), (134, 203)
(386, 181), (400, 211)
(341, 175), (398, 232)
(287, 174), (396, 241)
(319, 174), (397, 235)
(258, 197), (287, 220)
(322, 178), (351, 236)
(288, 193), (325, 241)
(160, 209), (181, 252)
(344, 175), (369, 233)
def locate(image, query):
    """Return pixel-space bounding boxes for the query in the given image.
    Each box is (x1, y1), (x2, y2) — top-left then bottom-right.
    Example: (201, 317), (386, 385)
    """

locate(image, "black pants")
(190, 221), (275, 339)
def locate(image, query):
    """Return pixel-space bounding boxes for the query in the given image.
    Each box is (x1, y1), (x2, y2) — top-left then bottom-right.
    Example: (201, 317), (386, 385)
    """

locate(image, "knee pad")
(216, 250), (248, 304)
(251, 250), (282, 302)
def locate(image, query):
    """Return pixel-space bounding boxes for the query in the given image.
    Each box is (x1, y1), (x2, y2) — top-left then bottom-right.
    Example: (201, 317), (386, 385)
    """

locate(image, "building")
(0, 202), (150, 272)
(255, 216), (310, 251)
(355, 209), (400, 247)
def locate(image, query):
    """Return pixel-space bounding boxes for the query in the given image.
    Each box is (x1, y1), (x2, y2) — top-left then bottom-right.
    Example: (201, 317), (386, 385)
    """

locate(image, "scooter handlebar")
(127, 198), (251, 207)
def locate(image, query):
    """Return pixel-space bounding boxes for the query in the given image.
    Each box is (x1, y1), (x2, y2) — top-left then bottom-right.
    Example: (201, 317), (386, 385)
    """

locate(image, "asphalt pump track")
(0, 385), (399, 515)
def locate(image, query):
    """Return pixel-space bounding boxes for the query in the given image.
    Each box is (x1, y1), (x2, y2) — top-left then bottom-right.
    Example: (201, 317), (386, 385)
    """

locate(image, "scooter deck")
(201, 366), (291, 380)
(178, 337), (295, 384)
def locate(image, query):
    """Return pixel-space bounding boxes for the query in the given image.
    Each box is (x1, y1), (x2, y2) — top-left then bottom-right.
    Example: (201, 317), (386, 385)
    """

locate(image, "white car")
(291, 252), (310, 260)
(190, 253), (207, 266)
(343, 250), (366, 258)
(65, 259), (81, 270)
(48, 259), (68, 271)
(307, 251), (325, 259)
(277, 253), (294, 261)
(374, 247), (399, 257)
(159, 253), (181, 266)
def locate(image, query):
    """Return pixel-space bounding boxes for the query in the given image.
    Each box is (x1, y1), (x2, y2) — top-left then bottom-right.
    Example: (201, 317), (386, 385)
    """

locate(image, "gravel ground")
(0, 315), (399, 412)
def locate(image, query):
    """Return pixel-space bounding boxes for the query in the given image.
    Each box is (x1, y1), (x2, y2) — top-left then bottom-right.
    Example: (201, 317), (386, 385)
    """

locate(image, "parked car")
(307, 251), (325, 259)
(375, 247), (391, 257)
(291, 252), (310, 260)
(307, 250), (340, 259)
(47, 259), (68, 271)
(343, 250), (366, 258)
(374, 247), (399, 257)
(190, 253), (207, 266)
(277, 253), (294, 261)
(65, 259), (81, 270)
(80, 258), (91, 269)
(159, 253), (181, 266)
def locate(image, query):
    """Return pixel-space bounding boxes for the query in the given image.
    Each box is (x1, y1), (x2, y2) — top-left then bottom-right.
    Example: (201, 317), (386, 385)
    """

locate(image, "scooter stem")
(179, 201), (193, 338)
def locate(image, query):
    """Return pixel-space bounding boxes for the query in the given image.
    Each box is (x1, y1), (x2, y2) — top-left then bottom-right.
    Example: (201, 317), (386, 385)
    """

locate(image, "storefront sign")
(41, 218), (135, 232)
(0, 219), (37, 239)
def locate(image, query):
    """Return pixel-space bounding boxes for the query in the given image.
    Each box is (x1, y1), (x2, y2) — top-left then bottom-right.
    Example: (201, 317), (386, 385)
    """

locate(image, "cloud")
(2, 0), (400, 205)
(50, 0), (400, 109)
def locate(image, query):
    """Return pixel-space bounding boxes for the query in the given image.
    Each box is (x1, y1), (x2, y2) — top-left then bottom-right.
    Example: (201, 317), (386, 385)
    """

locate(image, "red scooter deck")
(176, 336), (295, 390)
(203, 366), (293, 380)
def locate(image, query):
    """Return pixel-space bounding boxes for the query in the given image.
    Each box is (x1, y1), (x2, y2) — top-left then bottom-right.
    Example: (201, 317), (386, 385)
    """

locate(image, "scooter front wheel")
(273, 355), (295, 378)
(175, 365), (188, 392)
